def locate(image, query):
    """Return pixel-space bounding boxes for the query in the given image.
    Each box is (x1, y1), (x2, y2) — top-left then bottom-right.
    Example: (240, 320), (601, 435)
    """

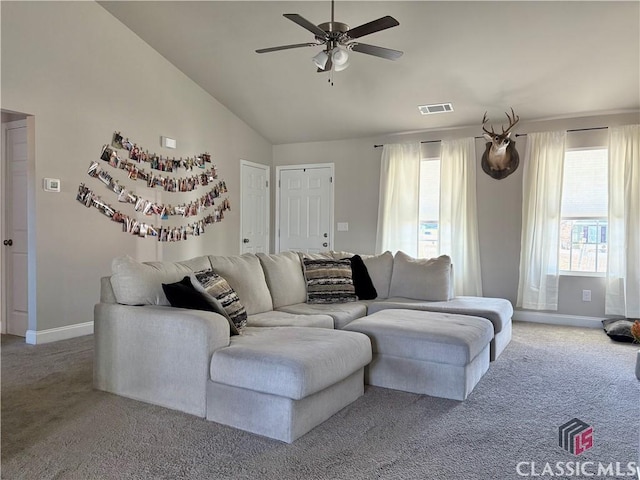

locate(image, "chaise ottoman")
(343, 309), (493, 400)
(206, 326), (372, 443)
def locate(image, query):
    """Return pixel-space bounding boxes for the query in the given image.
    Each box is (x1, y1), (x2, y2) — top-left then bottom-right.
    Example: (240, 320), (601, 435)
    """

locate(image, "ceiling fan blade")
(256, 43), (320, 54)
(283, 13), (328, 39)
(346, 16), (399, 39)
(351, 43), (403, 60)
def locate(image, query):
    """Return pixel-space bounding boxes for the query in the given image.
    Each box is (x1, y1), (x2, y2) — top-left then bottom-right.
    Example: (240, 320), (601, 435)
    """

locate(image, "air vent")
(418, 103), (454, 115)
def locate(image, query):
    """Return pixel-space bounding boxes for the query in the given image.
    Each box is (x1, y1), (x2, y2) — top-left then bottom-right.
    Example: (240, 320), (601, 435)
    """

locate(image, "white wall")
(273, 112), (640, 317)
(1, 1), (272, 337)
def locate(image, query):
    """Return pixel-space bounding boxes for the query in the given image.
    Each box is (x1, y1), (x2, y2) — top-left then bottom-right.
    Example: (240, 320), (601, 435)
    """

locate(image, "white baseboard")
(513, 310), (604, 328)
(25, 321), (94, 345)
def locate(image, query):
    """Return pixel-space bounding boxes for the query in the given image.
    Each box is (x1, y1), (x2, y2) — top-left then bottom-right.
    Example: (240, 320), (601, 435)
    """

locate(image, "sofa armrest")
(94, 303), (230, 417)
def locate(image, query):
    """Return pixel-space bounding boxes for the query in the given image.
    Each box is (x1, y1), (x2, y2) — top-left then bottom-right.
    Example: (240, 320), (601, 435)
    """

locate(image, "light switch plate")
(337, 222), (349, 232)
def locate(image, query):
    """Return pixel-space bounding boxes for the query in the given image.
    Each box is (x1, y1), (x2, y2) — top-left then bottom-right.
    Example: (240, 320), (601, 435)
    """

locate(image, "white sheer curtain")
(517, 131), (567, 310)
(439, 137), (483, 296)
(606, 124), (640, 317)
(375, 143), (421, 256)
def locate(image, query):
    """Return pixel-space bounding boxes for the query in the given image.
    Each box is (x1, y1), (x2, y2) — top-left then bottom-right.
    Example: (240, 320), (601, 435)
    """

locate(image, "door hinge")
(266, 180), (269, 188)
(278, 179), (281, 188)
(330, 176), (333, 183)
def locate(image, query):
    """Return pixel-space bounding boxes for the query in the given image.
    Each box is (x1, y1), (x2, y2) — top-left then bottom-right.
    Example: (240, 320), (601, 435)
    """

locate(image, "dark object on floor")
(602, 318), (637, 343)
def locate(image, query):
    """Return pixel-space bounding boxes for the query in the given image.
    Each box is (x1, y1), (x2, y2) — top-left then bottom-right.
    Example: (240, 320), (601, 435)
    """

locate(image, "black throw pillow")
(162, 276), (239, 335)
(350, 255), (377, 300)
(602, 318), (635, 343)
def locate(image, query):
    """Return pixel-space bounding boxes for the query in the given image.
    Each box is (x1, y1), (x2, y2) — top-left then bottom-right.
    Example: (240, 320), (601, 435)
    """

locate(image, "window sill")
(559, 270), (606, 278)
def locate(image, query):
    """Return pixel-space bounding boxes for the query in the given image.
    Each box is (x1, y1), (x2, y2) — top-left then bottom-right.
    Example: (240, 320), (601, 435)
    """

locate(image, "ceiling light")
(334, 61), (350, 72)
(332, 47), (348, 65)
(312, 51), (329, 69)
(331, 47), (349, 72)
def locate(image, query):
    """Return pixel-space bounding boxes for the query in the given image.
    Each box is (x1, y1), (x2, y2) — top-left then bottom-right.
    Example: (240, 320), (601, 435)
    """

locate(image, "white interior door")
(2, 120), (28, 336)
(277, 165), (333, 253)
(240, 160), (269, 254)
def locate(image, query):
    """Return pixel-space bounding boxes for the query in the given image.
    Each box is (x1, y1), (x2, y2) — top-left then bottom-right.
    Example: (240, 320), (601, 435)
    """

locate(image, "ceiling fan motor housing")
(317, 21), (350, 43)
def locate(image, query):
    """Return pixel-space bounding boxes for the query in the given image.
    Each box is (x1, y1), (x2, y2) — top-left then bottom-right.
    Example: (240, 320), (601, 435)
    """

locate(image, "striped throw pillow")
(195, 270), (247, 330)
(303, 258), (357, 304)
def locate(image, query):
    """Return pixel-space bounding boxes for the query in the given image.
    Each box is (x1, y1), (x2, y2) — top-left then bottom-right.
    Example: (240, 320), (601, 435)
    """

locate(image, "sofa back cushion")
(389, 251), (452, 301)
(360, 251), (394, 299)
(110, 255), (212, 306)
(208, 253), (273, 315)
(257, 252), (307, 309)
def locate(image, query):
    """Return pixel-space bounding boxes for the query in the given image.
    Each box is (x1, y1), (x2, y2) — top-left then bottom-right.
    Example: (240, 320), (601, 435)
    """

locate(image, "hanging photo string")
(76, 130), (232, 241)
(87, 161), (227, 218)
(100, 144), (219, 192)
(111, 131), (213, 173)
(76, 183), (230, 241)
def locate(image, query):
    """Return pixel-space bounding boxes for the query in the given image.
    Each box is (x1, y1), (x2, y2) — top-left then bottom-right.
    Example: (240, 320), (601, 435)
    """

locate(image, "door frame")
(239, 159), (270, 254)
(275, 163), (335, 253)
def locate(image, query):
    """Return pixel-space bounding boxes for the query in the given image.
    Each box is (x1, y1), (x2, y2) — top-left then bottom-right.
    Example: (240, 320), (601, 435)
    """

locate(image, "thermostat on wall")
(43, 178), (61, 192)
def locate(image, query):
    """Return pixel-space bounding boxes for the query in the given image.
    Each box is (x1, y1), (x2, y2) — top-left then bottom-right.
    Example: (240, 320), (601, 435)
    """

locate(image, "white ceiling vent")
(418, 103), (454, 115)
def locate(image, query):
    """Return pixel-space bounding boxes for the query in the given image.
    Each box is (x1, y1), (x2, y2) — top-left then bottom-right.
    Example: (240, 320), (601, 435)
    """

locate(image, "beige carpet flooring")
(1, 321), (639, 480)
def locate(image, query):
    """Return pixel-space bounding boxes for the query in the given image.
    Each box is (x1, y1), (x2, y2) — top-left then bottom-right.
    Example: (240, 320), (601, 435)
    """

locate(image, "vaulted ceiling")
(100, 1), (640, 145)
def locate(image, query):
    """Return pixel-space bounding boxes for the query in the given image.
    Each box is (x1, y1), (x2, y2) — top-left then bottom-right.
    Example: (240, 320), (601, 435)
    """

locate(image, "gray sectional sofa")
(94, 250), (513, 442)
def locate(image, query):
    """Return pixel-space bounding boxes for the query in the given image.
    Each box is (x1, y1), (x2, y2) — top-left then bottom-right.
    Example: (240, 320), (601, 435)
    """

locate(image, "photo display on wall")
(76, 131), (231, 241)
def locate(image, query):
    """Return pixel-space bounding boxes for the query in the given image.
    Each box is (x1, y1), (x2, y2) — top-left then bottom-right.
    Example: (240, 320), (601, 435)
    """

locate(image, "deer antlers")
(482, 108), (520, 137)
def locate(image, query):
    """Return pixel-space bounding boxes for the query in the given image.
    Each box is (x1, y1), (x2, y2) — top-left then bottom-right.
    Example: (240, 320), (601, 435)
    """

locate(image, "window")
(559, 148), (608, 274)
(418, 158), (440, 259)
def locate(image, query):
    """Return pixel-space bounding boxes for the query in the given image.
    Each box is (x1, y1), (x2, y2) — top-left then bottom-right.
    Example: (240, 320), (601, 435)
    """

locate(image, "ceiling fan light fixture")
(312, 50), (329, 69)
(331, 47), (349, 66)
(334, 60), (350, 72)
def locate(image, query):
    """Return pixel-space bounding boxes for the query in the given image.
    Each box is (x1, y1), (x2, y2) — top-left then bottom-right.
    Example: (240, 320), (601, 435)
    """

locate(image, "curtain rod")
(373, 126), (609, 148)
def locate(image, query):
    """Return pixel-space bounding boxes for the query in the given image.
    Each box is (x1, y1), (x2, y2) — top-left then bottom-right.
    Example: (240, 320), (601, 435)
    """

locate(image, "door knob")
(322, 242), (328, 247)
(243, 238), (250, 244)
(3, 239), (13, 246)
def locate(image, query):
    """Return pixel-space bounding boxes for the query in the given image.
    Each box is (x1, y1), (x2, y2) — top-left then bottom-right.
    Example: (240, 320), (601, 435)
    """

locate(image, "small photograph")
(98, 170), (113, 186)
(87, 161), (100, 177)
(112, 132), (124, 149)
(130, 144), (140, 161)
(122, 138), (133, 151)
(100, 144), (114, 162)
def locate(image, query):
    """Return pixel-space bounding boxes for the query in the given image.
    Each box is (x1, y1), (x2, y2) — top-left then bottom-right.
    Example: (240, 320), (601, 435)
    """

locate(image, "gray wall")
(273, 112), (639, 317)
(1, 1), (272, 333)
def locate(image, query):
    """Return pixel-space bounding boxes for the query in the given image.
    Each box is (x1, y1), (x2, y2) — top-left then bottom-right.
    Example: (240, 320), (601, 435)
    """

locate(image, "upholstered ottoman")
(343, 309), (493, 400)
(206, 326), (372, 443)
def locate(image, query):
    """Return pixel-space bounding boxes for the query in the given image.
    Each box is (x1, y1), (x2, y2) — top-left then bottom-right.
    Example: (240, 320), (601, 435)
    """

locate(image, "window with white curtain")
(559, 148), (608, 275)
(418, 158), (440, 259)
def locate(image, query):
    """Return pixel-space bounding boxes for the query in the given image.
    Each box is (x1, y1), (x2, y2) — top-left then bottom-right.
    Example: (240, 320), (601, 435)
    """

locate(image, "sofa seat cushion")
(209, 327), (372, 400)
(367, 296), (513, 334)
(344, 309), (493, 366)
(247, 310), (333, 329)
(277, 302), (368, 330)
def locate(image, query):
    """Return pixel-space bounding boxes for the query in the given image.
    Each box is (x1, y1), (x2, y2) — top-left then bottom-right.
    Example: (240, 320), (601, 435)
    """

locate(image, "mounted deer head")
(481, 108), (520, 180)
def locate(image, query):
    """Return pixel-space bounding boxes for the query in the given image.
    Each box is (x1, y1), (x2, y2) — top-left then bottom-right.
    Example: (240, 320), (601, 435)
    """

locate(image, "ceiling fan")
(256, 0), (403, 73)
